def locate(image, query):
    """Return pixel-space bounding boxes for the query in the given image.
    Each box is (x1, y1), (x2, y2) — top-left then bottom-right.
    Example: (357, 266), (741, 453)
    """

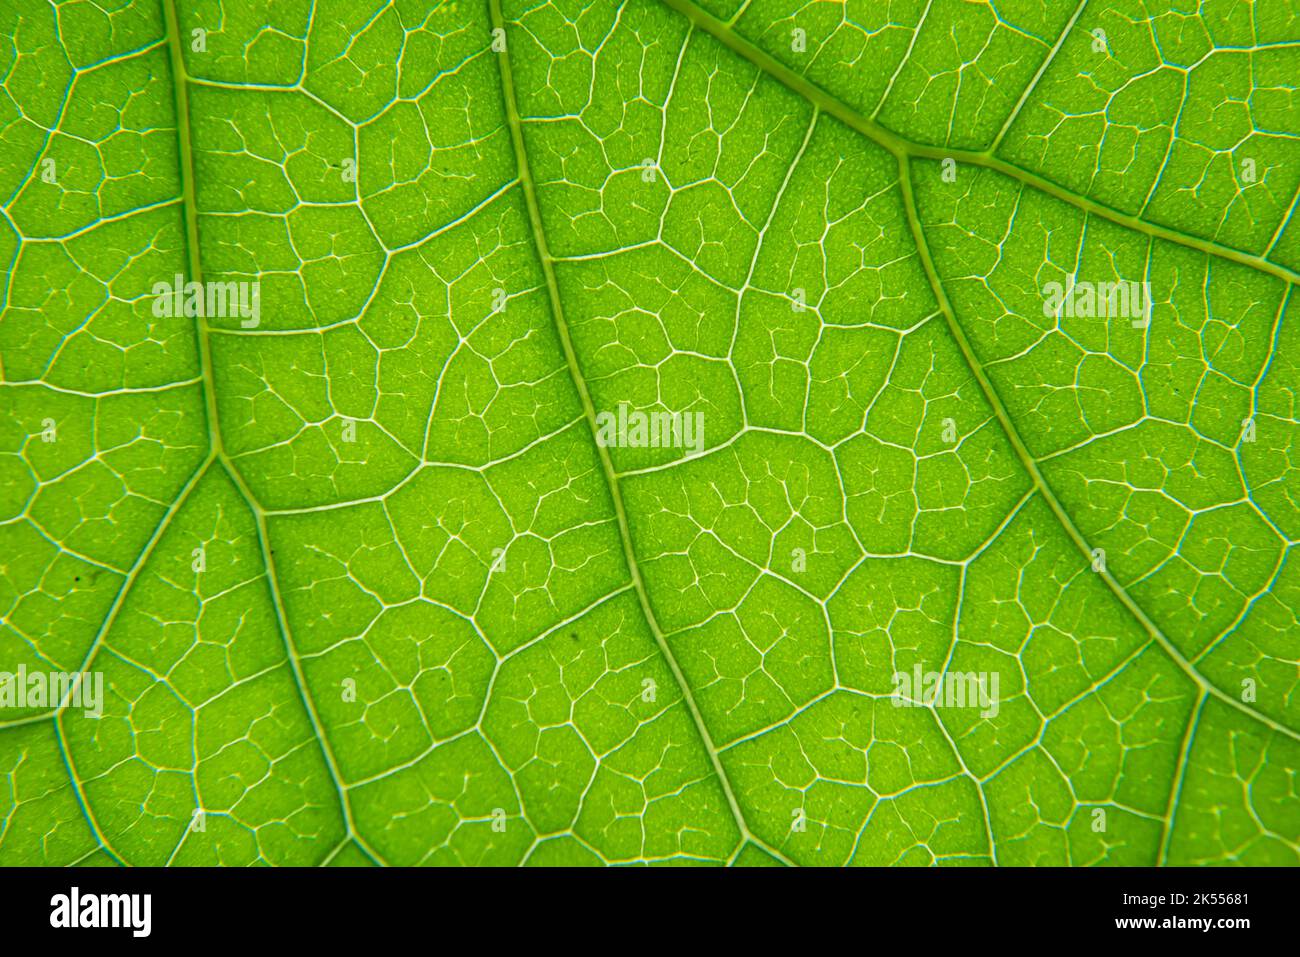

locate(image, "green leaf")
(1, 0), (1297, 866)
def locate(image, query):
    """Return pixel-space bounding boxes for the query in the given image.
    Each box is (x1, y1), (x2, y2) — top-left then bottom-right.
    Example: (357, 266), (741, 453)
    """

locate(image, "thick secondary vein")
(654, 0), (1300, 287)
(487, 0), (790, 865)
(1158, 691), (1206, 865)
(656, 0), (1300, 748)
(896, 152), (1300, 746)
(161, 0), (379, 865)
(989, 0), (1090, 152)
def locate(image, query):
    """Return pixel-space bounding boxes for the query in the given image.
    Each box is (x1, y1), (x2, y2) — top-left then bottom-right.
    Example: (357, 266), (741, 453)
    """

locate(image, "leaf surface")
(1, 0), (1297, 866)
